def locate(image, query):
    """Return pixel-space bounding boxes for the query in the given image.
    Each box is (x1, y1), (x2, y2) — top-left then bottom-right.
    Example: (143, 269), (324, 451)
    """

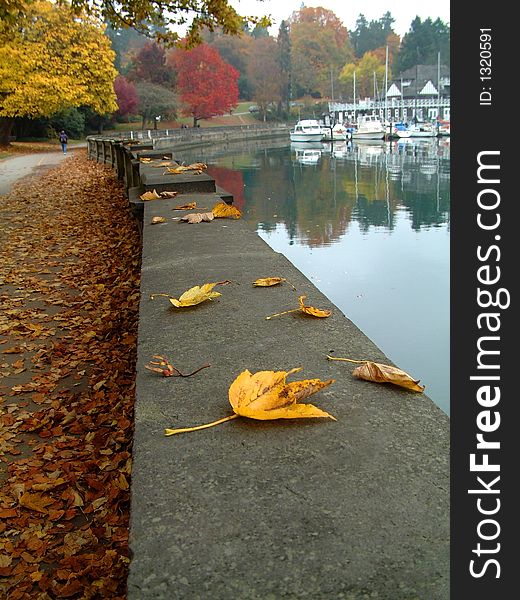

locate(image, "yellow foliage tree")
(339, 51), (389, 101)
(0, 1), (117, 144)
(0, 0), (269, 47)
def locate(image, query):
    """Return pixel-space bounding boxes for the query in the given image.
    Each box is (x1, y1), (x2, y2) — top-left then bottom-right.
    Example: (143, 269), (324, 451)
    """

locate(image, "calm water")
(188, 138), (451, 414)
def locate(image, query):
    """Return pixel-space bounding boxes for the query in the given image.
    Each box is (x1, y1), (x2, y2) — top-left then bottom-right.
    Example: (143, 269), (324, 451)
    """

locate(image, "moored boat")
(321, 123), (351, 141)
(408, 122), (437, 138)
(289, 119), (323, 143)
(352, 115), (386, 140)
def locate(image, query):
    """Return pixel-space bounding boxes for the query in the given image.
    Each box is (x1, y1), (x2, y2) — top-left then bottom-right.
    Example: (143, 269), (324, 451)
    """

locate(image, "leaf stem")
(178, 363), (211, 377)
(326, 355), (368, 364)
(164, 414), (239, 436)
(265, 308), (300, 320)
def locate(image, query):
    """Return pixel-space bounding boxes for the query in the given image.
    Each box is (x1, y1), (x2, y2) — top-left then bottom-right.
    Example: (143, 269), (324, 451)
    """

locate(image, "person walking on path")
(59, 130), (68, 154)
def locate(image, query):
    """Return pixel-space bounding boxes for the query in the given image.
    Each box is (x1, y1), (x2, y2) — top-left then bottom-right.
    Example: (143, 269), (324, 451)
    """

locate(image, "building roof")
(391, 64), (450, 98)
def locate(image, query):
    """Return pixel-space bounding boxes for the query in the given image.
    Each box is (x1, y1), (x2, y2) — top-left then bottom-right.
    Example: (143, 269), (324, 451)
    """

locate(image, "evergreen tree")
(277, 20), (291, 111)
(396, 17), (450, 73)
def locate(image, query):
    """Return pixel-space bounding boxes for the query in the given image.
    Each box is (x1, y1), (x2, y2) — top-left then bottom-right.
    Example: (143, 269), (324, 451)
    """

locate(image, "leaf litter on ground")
(0, 152), (140, 598)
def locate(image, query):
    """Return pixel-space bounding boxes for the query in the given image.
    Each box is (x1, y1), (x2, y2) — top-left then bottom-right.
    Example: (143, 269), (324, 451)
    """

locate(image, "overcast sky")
(230, 0), (450, 36)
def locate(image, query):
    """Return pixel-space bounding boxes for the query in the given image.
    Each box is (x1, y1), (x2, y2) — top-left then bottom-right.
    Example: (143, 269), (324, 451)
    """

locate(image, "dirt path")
(0, 151), (140, 598)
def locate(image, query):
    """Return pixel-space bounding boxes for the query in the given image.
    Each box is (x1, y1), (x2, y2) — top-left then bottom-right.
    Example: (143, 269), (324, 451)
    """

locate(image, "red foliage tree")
(169, 44), (239, 126)
(113, 76), (139, 119)
(128, 41), (174, 87)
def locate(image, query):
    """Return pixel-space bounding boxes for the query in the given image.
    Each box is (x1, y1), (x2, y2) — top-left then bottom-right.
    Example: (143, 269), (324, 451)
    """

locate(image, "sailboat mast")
(353, 70), (356, 124)
(384, 45), (388, 123)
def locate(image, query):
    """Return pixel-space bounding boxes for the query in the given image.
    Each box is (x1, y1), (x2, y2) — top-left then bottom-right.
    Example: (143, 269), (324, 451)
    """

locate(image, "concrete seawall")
(88, 132), (450, 599)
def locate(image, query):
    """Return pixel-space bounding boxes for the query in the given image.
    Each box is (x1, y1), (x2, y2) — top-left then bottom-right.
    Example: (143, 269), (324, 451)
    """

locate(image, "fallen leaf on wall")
(253, 277), (286, 287)
(266, 295), (331, 320)
(180, 212), (214, 224)
(212, 202), (241, 219)
(165, 367), (335, 435)
(140, 189), (161, 201)
(145, 355), (210, 377)
(150, 282), (222, 307)
(326, 356), (425, 392)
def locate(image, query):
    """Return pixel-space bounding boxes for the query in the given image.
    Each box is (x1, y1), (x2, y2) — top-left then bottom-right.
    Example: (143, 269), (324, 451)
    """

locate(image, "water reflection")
(202, 139), (450, 414)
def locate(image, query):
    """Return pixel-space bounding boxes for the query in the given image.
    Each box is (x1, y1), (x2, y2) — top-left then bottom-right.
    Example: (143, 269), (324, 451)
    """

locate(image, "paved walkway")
(0, 145), (86, 195)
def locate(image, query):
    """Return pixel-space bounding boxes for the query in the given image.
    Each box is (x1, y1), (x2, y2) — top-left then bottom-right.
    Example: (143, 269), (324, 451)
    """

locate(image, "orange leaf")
(253, 277), (286, 287)
(298, 295), (331, 317)
(19, 492), (54, 514)
(212, 202), (241, 219)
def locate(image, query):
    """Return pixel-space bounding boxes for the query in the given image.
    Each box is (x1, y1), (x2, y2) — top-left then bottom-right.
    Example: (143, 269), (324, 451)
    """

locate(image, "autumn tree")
(114, 76), (139, 120)
(127, 41), (175, 87)
(248, 37), (282, 121)
(289, 7), (354, 98)
(203, 28), (253, 100)
(1, 0), (269, 46)
(169, 44), (239, 126)
(339, 52), (388, 101)
(0, 1), (117, 145)
(134, 82), (177, 129)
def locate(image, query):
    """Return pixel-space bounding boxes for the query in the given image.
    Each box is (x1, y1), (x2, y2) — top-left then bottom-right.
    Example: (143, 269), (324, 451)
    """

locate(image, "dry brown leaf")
(326, 356), (425, 392)
(151, 161), (174, 168)
(212, 202), (242, 219)
(173, 201), (198, 210)
(253, 277), (286, 287)
(140, 189), (161, 201)
(151, 216), (167, 224)
(165, 162), (207, 175)
(19, 492), (54, 513)
(139, 157), (152, 163)
(160, 191), (179, 198)
(180, 212), (214, 224)
(266, 295), (331, 320)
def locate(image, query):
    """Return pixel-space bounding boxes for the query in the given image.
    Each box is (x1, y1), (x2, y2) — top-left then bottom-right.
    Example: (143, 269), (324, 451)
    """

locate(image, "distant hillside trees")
(396, 17), (450, 73)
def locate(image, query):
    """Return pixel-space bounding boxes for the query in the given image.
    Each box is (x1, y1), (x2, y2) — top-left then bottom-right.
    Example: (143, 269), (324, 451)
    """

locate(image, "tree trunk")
(0, 117), (15, 147)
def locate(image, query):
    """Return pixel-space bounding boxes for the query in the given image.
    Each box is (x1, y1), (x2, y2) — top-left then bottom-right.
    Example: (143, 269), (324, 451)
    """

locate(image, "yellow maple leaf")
(165, 368), (335, 435)
(212, 202), (242, 219)
(253, 277), (286, 287)
(326, 356), (425, 392)
(150, 283), (222, 308)
(266, 295), (331, 320)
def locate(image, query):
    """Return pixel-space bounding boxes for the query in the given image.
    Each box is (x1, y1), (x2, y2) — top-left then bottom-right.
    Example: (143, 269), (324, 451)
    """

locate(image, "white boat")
(352, 115), (386, 140)
(386, 122), (411, 139)
(289, 119), (323, 142)
(321, 123), (351, 141)
(408, 122), (437, 138)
